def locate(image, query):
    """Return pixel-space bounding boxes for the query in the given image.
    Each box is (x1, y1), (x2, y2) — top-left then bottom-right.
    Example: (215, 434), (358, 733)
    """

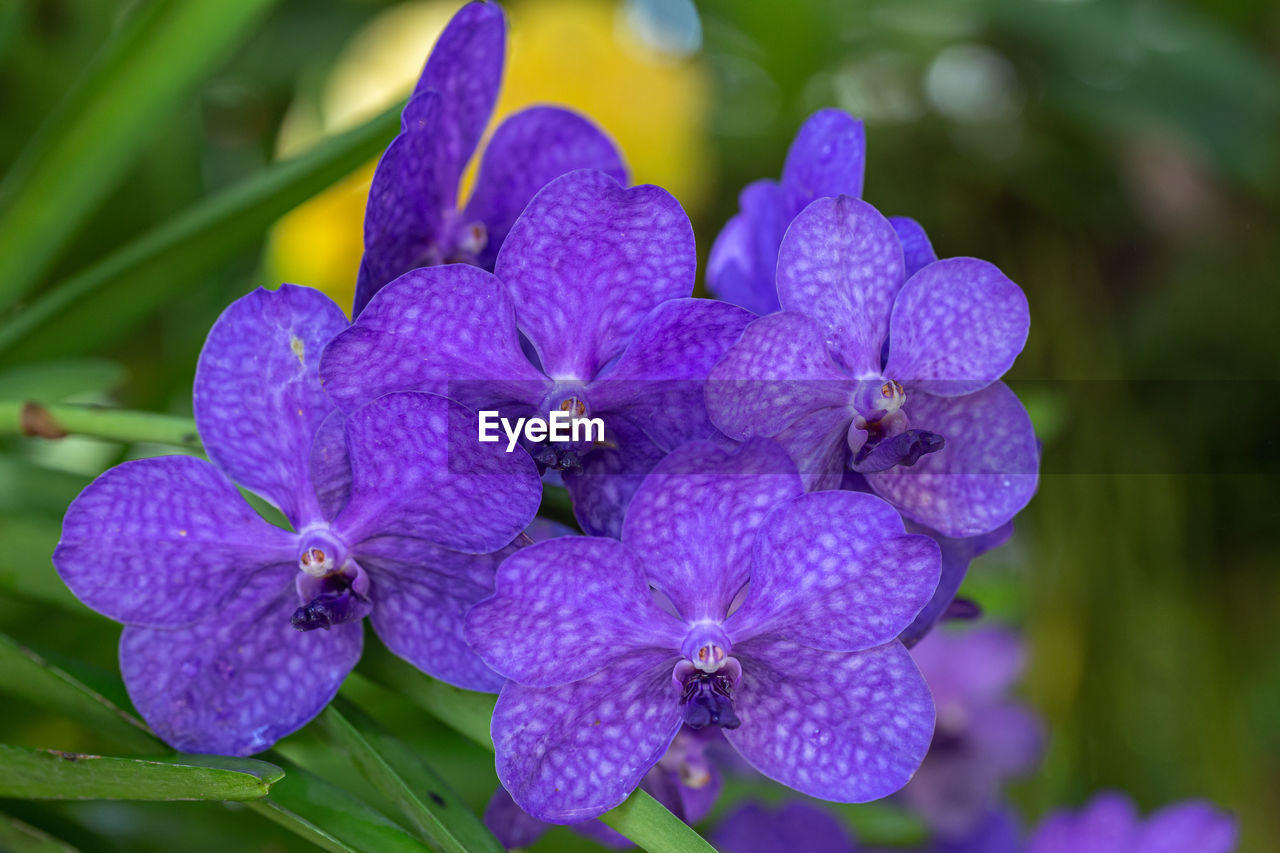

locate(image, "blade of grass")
(0, 745), (281, 801)
(0, 100), (402, 363)
(0, 403), (199, 450)
(0, 0), (277, 308)
(319, 700), (504, 853)
(0, 812), (79, 853)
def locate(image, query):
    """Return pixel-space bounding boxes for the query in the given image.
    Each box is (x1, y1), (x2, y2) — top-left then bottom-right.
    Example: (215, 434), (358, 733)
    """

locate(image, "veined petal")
(866, 383), (1039, 538)
(463, 106), (628, 270)
(706, 311), (857, 442)
(726, 491), (940, 651)
(334, 392), (541, 554)
(780, 108), (866, 217)
(777, 196), (905, 377)
(889, 216), (937, 279)
(321, 265), (548, 413)
(884, 258), (1029, 396)
(495, 170), (694, 381)
(897, 520), (1014, 648)
(466, 536), (684, 687)
(773, 403), (854, 492)
(706, 179), (786, 316)
(120, 569), (362, 756)
(561, 414), (667, 539)
(492, 649), (683, 822)
(309, 409), (351, 521)
(621, 439), (802, 623)
(54, 456), (297, 629)
(726, 639), (934, 803)
(359, 535), (510, 693)
(194, 285), (346, 527)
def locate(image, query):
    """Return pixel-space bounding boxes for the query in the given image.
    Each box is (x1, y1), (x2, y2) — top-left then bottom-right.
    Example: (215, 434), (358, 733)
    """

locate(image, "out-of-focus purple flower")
(1027, 792), (1237, 853)
(465, 438), (939, 821)
(706, 194), (1037, 538)
(901, 627), (1043, 838)
(53, 286), (542, 756)
(323, 169), (753, 537)
(713, 801), (858, 853)
(708, 109), (866, 315)
(484, 727), (723, 848)
(354, 1), (627, 314)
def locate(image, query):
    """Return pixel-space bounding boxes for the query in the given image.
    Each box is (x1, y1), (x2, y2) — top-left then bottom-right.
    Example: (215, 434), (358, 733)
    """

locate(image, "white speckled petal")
(621, 439), (803, 623)
(495, 170), (695, 380)
(309, 409), (351, 521)
(466, 536), (684, 687)
(779, 108), (866, 216)
(726, 490), (940, 651)
(706, 179), (787, 316)
(194, 285), (347, 527)
(120, 568), (362, 756)
(884, 258), (1029, 396)
(726, 639), (934, 803)
(889, 216), (937, 279)
(54, 456), (298, 629)
(866, 383), (1039, 538)
(777, 196), (905, 376)
(491, 648), (682, 823)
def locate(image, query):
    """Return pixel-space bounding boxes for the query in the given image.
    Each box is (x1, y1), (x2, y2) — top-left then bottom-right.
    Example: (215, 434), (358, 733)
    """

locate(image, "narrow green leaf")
(0, 0), (277, 308)
(0, 101), (403, 362)
(0, 745), (281, 801)
(0, 359), (125, 402)
(0, 633), (156, 753)
(0, 812), (79, 853)
(319, 700), (504, 853)
(358, 650), (717, 853)
(248, 758), (431, 853)
(0, 402), (199, 450)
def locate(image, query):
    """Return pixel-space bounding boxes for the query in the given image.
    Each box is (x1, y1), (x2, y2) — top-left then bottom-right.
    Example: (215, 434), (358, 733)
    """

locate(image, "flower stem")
(0, 402), (201, 450)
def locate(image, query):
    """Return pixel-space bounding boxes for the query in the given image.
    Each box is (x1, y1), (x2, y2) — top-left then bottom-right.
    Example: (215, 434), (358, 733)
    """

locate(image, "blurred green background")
(1, 0), (1277, 850)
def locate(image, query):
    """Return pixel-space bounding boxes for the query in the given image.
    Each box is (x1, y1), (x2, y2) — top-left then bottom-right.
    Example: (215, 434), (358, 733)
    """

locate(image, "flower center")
(674, 623), (742, 730)
(847, 378), (944, 473)
(531, 385), (602, 472)
(852, 378), (907, 423)
(291, 527), (371, 632)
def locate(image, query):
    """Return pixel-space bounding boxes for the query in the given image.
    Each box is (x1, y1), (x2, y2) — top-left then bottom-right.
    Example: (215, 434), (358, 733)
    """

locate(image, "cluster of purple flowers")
(51, 2), (1236, 850)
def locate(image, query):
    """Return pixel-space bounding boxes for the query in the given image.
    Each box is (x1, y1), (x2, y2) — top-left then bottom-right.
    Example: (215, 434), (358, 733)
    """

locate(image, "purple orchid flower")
(53, 286), (542, 755)
(464, 438), (940, 822)
(354, 0), (628, 315)
(706, 194), (1038, 538)
(323, 168), (753, 538)
(1027, 792), (1237, 853)
(901, 626), (1043, 838)
(484, 727), (723, 849)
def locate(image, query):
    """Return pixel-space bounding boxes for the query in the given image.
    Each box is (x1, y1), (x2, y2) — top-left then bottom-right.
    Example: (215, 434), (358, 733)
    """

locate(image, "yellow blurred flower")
(267, 0), (712, 311)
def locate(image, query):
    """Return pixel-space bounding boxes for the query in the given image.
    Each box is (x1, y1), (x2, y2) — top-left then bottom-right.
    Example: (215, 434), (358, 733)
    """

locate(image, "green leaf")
(0, 632), (156, 754)
(599, 790), (717, 853)
(318, 700), (504, 853)
(248, 758), (432, 853)
(0, 812), (79, 853)
(0, 100), (403, 363)
(0, 359), (125, 402)
(0, 514), (85, 611)
(0, 0), (277, 308)
(0, 403), (199, 450)
(0, 745), (281, 801)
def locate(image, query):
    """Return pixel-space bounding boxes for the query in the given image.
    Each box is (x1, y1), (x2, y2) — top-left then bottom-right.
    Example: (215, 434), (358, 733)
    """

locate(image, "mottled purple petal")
(54, 456), (297, 629)
(495, 170), (695, 380)
(774, 403), (856, 491)
(884, 258), (1029, 396)
(866, 383), (1039, 538)
(706, 311), (857, 442)
(780, 108), (866, 217)
(194, 285), (347, 527)
(120, 569), (362, 755)
(777, 195), (905, 376)
(492, 648), (683, 822)
(727, 491), (940, 651)
(484, 788), (549, 849)
(713, 801), (857, 853)
(913, 625), (1027, 710)
(359, 535), (509, 692)
(890, 216), (938, 279)
(322, 265), (547, 413)
(726, 639), (934, 802)
(706, 179), (786, 316)
(333, 392), (541, 553)
(466, 536), (683, 687)
(309, 410), (351, 521)
(561, 414), (666, 538)
(1028, 792), (1140, 853)
(590, 298), (754, 451)
(1138, 801), (1238, 853)
(621, 439), (803, 622)
(463, 106), (628, 269)
(898, 521), (1014, 648)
